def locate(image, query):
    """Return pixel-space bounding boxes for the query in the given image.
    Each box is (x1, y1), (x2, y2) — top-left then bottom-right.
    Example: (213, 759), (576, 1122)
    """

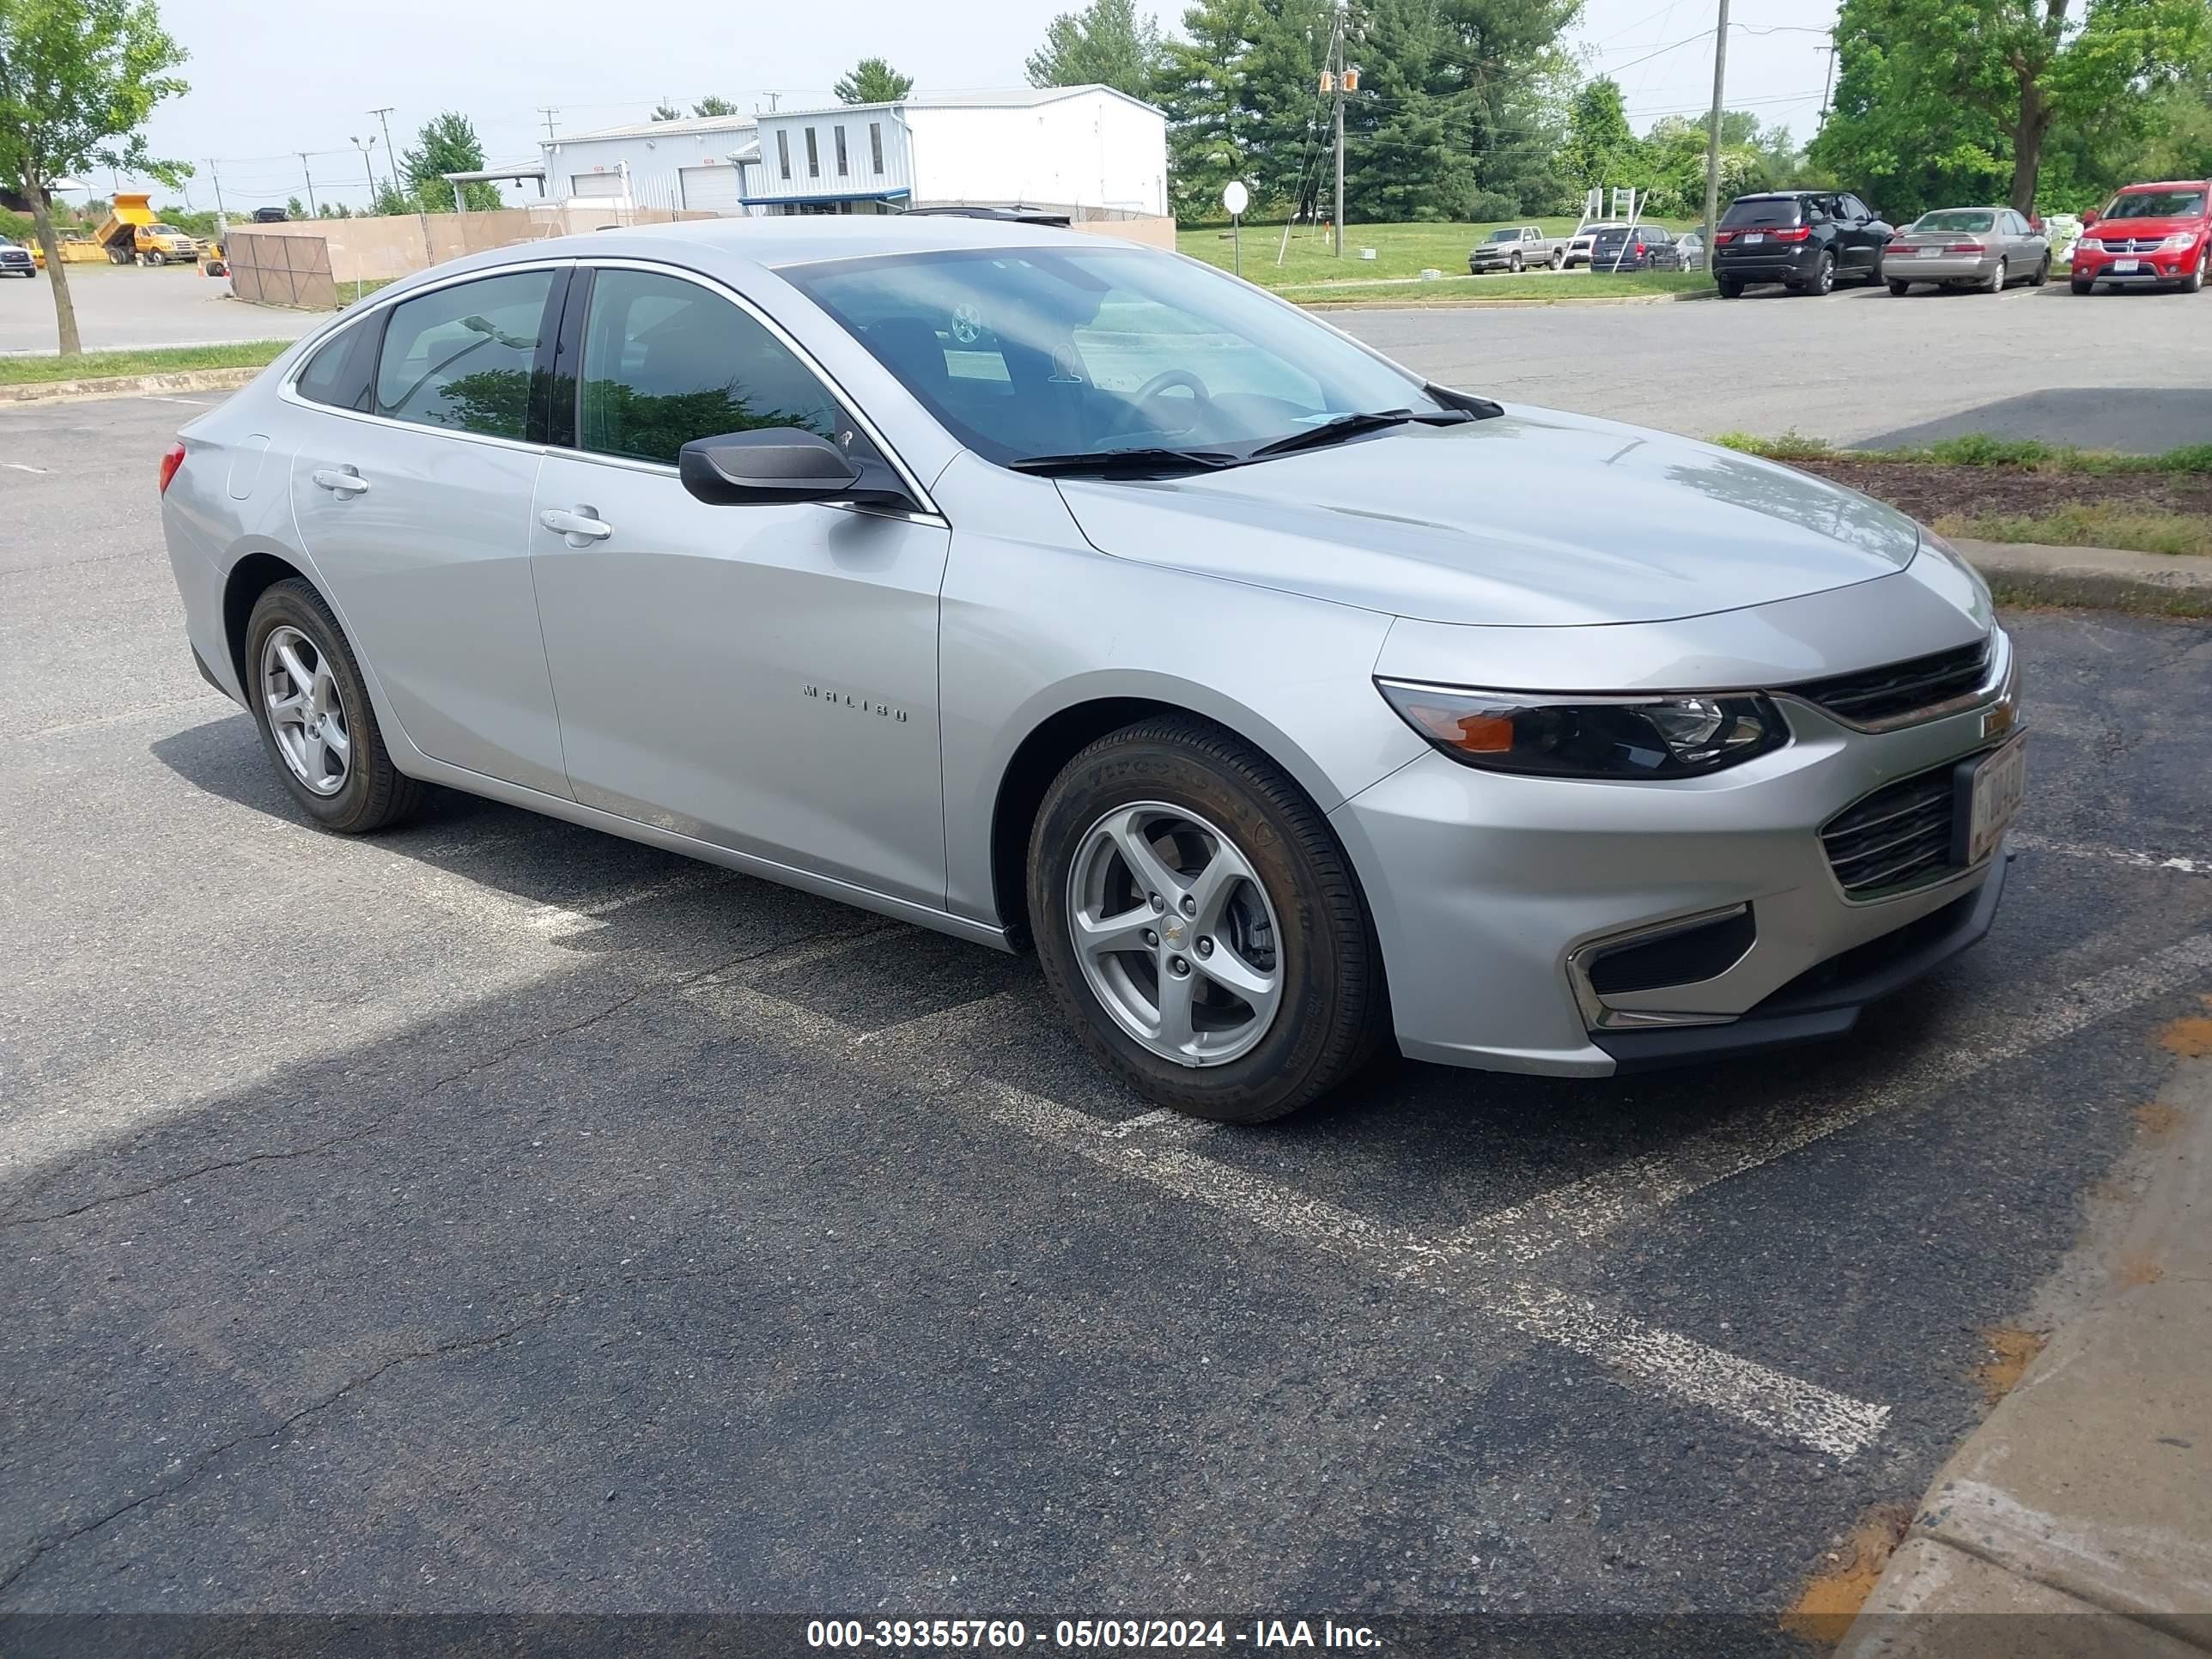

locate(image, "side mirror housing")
(678, 428), (909, 509)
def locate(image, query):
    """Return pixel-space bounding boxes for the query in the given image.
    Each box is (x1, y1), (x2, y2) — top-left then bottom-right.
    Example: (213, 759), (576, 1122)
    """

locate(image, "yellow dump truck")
(94, 193), (201, 265)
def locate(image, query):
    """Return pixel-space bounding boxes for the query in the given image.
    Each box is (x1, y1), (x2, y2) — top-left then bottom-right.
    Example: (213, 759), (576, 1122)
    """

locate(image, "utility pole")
(1699, 0), (1730, 274)
(351, 137), (379, 209)
(1331, 4), (1347, 258)
(538, 106), (560, 142)
(205, 159), (227, 217)
(368, 106), (398, 191)
(299, 153), (320, 217)
(1817, 38), (1838, 121)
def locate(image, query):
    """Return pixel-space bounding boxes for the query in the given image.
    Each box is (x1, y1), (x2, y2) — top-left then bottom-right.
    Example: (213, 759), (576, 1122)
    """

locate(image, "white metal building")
(743, 87), (1167, 216)
(540, 112), (760, 215)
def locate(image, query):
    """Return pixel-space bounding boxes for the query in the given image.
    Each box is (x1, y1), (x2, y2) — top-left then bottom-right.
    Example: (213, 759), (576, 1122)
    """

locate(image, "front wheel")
(2071, 276), (2094, 295)
(1509, 253), (1523, 273)
(2184, 250), (2207, 294)
(1027, 719), (1385, 1122)
(245, 579), (424, 834)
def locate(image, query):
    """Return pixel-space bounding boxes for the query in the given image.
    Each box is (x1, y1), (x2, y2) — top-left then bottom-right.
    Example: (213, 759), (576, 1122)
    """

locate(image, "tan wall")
(228, 206), (715, 302)
(1067, 213), (1177, 252)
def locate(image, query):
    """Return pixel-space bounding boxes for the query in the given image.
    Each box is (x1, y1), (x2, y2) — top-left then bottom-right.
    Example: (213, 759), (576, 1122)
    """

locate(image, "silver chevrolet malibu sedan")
(161, 217), (2024, 1121)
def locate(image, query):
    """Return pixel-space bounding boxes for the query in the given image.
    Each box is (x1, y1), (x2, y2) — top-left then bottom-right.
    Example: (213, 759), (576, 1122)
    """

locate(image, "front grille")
(2095, 237), (2163, 254)
(1821, 765), (1958, 897)
(1789, 639), (1990, 727)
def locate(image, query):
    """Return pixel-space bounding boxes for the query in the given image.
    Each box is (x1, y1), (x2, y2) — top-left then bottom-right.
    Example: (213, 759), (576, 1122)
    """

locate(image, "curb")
(1958, 538), (2212, 619)
(1299, 290), (1711, 311)
(0, 366), (269, 406)
(1839, 1052), (2212, 1657)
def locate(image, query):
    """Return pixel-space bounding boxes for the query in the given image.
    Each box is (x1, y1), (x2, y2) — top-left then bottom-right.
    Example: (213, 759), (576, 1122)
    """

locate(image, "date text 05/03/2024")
(805, 1619), (1384, 1650)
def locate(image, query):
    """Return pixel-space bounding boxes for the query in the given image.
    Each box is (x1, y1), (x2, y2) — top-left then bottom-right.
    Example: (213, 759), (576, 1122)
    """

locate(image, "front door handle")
(539, 505), (612, 547)
(312, 466), (369, 495)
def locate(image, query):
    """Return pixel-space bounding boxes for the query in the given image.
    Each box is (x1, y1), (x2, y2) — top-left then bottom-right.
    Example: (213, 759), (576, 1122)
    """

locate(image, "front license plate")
(2114, 258), (2141, 272)
(1955, 737), (2026, 865)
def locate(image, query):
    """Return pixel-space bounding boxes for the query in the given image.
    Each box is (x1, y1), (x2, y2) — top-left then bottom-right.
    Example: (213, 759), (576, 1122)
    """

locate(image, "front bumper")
(2074, 248), (2201, 283)
(1329, 635), (2019, 1077)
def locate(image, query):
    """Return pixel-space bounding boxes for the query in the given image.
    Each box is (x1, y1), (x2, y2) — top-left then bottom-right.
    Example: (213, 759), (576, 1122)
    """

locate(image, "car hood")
(2090, 217), (2203, 238)
(1053, 407), (1923, 627)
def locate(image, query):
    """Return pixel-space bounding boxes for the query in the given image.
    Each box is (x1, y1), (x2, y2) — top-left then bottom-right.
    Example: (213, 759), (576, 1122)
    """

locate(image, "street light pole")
(299, 153), (320, 218)
(351, 137), (379, 210)
(1699, 0), (1731, 273)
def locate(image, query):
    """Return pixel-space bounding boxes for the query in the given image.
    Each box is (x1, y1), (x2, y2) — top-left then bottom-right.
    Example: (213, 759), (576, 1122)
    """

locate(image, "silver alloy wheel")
(261, 624), (350, 796)
(1066, 801), (1285, 1067)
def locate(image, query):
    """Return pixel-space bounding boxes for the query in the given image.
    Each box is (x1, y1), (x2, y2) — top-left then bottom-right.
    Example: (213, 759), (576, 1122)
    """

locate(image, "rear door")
(285, 264), (570, 796)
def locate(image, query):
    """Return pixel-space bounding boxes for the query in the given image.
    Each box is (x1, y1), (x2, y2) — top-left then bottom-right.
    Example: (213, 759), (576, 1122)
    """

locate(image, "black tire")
(1887, 279), (1910, 295)
(146, 250), (165, 267)
(1807, 251), (1836, 295)
(2029, 255), (2050, 287)
(1027, 717), (1385, 1123)
(1984, 257), (2007, 293)
(1509, 252), (1523, 273)
(2184, 250), (2206, 295)
(244, 578), (423, 834)
(1717, 278), (1742, 298)
(1547, 248), (1564, 269)
(2071, 276), (2094, 295)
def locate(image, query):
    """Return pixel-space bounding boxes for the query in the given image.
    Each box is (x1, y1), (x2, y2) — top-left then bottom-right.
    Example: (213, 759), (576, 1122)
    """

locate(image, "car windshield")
(2104, 191), (2205, 219)
(149, 224), (182, 235)
(1915, 210), (1995, 232)
(1483, 229), (1520, 242)
(787, 245), (1452, 467)
(1721, 198), (1801, 228)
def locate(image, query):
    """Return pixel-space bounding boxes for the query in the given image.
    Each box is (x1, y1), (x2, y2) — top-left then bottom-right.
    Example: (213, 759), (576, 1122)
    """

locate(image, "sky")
(88, 0), (1842, 216)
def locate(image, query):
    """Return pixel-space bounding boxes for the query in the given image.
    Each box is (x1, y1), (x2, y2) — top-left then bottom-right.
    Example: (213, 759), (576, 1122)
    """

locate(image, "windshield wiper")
(1008, 447), (1243, 477)
(1246, 407), (1476, 460)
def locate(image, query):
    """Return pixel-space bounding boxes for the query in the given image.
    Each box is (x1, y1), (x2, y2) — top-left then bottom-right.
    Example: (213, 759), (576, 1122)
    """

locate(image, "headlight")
(1375, 680), (1786, 779)
(2160, 232), (2200, 252)
(2075, 237), (2104, 252)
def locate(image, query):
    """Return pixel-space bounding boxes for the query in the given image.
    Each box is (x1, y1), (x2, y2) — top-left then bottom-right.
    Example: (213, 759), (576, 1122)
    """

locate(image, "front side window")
(575, 268), (841, 467)
(787, 246), (1444, 465)
(836, 127), (849, 177)
(805, 128), (819, 178)
(373, 269), (554, 440)
(2104, 190), (2206, 220)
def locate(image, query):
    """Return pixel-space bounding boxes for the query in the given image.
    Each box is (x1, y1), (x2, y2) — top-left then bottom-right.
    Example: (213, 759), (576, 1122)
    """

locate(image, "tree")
(1559, 77), (1642, 200)
(651, 100), (684, 122)
(1811, 0), (2210, 215)
(692, 94), (739, 118)
(285, 195), (305, 220)
(1027, 0), (1165, 97)
(369, 178), (418, 216)
(834, 57), (914, 104)
(1154, 0), (1255, 221)
(0, 0), (189, 356)
(401, 111), (502, 213)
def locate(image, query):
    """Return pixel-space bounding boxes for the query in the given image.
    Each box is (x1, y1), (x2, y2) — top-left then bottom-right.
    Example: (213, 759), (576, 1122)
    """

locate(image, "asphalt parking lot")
(0, 264), (318, 356)
(1341, 280), (2212, 452)
(5, 394), (2212, 1647)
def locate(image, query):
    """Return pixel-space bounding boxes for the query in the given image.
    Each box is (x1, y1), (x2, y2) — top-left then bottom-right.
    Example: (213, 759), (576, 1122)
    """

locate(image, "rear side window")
(295, 319), (380, 412)
(1722, 198), (1801, 228)
(374, 269), (556, 441)
(575, 267), (842, 466)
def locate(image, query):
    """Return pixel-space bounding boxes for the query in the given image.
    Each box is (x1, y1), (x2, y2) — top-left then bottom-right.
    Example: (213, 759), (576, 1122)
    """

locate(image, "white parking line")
(978, 1079), (1892, 1461)
(1439, 932), (2212, 1268)
(2013, 833), (2211, 878)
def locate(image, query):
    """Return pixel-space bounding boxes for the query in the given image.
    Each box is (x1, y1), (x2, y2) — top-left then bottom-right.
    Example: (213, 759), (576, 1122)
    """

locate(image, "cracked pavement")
(4, 395), (2211, 1646)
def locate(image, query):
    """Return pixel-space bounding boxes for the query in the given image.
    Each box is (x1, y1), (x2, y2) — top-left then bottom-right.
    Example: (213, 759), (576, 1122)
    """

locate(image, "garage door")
(679, 165), (744, 216)
(569, 172), (626, 199)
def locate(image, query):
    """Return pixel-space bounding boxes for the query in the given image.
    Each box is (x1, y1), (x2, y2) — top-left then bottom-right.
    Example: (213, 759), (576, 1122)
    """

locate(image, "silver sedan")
(160, 218), (2023, 1121)
(1885, 207), (2051, 293)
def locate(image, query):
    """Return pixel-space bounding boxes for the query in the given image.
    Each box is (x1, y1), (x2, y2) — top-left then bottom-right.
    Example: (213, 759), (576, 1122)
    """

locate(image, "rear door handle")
(539, 505), (613, 547)
(312, 467), (368, 495)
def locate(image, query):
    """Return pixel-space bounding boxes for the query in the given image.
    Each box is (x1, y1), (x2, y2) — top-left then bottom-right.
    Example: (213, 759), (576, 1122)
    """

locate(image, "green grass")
(1282, 269), (1706, 303)
(1711, 430), (2212, 476)
(0, 340), (290, 386)
(1936, 502), (2212, 556)
(1179, 217), (1695, 291)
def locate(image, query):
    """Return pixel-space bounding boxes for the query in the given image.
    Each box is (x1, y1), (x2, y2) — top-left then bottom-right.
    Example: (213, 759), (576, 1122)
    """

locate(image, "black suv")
(1711, 191), (1891, 297)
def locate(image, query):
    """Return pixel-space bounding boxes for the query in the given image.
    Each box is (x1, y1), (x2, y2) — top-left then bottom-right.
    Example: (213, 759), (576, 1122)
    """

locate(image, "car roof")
(531, 213), (1105, 271)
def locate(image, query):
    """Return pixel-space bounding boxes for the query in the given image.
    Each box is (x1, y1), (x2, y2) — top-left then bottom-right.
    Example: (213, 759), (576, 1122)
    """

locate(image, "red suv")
(2070, 180), (2209, 294)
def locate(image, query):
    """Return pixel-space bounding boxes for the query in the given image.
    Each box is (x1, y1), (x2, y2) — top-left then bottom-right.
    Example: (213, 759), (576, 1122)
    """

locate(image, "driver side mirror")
(2080, 209), (2100, 227)
(678, 428), (911, 509)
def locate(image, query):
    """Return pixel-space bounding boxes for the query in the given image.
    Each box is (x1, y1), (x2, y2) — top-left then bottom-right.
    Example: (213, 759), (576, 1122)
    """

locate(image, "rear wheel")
(244, 579), (423, 835)
(1717, 278), (1742, 299)
(1027, 719), (1385, 1122)
(2030, 254), (2051, 287)
(1984, 257), (2007, 293)
(1887, 279), (1911, 296)
(1547, 248), (1564, 270)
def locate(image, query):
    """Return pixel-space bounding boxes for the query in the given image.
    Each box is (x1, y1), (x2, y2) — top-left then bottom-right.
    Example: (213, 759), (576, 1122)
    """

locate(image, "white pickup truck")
(1467, 225), (1568, 273)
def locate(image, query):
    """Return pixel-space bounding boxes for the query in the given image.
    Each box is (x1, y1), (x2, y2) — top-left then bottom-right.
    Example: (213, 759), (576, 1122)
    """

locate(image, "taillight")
(1712, 230), (1737, 245)
(1634, 242), (1647, 256)
(158, 442), (185, 495)
(1944, 242), (1988, 254)
(1771, 225), (1812, 242)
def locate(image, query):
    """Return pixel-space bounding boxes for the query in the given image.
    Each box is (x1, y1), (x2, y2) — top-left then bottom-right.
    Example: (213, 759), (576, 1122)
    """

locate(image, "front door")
(286, 264), (570, 796)
(528, 264), (951, 908)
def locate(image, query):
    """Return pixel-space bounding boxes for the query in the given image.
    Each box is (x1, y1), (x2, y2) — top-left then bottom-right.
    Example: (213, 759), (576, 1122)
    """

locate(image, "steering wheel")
(1131, 368), (1213, 435)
